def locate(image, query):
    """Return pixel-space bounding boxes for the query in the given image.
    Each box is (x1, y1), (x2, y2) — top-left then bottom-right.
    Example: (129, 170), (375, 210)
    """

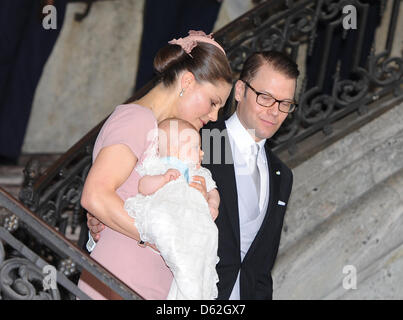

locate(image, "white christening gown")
(124, 155), (219, 300)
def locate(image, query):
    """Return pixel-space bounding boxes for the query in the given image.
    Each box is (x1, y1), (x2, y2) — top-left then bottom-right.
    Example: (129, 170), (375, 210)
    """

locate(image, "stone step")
(17, 153), (61, 168)
(279, 102), (403, 255)
(0, 153), (60, 180)
(272, 102), (403, 299)
(0, 185), (21, 200)
(0, 166), (25, 186)
(0, 154), (61, 216)
(324, 240), (403, 300)
(273, 165), (403, 299)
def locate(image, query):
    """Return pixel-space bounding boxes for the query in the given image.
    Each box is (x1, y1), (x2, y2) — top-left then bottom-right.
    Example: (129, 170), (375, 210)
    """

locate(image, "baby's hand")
(163, 168), (181, 182)
(189, 175), (208, 201)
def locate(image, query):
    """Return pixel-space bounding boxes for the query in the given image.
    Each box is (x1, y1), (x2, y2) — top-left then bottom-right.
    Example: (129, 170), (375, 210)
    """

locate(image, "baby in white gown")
(124, 118), (220, 300)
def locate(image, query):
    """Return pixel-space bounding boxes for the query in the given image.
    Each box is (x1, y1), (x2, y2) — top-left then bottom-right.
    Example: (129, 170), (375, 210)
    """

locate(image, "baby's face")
(178, 135), (203, 168)
(158, 126), (203, 167)
(176, 128), (203, 167)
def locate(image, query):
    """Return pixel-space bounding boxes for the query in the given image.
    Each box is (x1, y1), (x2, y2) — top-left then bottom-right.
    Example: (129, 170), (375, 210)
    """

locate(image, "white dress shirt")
(225, 111), (270, 300)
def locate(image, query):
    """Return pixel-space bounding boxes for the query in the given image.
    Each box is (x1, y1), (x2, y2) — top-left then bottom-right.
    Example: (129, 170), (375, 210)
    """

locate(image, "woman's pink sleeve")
(99, 106), (157, 160)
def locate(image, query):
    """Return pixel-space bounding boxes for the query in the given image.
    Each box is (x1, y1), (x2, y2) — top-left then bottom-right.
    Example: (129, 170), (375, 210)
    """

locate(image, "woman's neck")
(135, 83), (178, 123)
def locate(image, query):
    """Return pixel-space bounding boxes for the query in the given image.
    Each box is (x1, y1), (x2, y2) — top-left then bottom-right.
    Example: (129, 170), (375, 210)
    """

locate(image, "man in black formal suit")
(202, 51), (298, 299)
(86, 51), (299, 300)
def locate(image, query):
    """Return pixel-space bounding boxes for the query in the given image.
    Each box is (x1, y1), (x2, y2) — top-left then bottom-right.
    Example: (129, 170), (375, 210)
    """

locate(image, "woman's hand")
(87, 213), (105, 242)
(207, 188), (220, 221)
(189, 175), (208, 201)
(208, 205), (219, 221)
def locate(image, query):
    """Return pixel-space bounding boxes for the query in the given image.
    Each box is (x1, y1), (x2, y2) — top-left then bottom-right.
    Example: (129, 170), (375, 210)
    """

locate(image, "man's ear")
(234, 80), (246, 103)
(180, 71), (195, 91)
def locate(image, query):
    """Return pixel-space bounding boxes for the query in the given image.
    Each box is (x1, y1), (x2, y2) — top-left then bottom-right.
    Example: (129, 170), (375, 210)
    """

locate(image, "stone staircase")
(0, 165), (24, 200)
(0, 154), (60, 216)
(0, 165), (23, 219)
(273, 101), (403, 299)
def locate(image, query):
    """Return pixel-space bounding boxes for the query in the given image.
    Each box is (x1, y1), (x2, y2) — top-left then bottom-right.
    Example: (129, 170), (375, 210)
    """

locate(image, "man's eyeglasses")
(242, 80), (297, 113)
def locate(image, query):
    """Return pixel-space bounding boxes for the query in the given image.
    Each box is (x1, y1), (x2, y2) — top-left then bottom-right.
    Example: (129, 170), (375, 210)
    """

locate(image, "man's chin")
(257, 129), (276, 141)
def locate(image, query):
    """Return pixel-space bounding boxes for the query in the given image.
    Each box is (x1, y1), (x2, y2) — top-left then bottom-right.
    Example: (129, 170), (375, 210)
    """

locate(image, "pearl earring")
(179, 89), (184, 97)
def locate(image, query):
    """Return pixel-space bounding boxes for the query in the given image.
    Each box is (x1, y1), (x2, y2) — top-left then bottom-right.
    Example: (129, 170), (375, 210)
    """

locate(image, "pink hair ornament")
(168, 30), (226, 58)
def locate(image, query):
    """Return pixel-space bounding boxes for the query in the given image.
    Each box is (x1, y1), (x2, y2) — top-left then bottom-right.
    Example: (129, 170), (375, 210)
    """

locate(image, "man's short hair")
(240, 50), (300, 83)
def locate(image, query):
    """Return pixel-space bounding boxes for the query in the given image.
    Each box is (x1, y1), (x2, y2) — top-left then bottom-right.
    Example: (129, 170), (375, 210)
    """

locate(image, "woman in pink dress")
(77, 31), (232, 300)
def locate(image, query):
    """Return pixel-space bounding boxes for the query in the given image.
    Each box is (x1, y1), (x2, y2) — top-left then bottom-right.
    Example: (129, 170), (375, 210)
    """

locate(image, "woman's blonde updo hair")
(153, 41), (233, 87)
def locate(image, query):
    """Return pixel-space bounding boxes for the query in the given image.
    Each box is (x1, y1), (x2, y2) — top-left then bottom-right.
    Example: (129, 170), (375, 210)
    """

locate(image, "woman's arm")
(81, 144), (142, 241)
